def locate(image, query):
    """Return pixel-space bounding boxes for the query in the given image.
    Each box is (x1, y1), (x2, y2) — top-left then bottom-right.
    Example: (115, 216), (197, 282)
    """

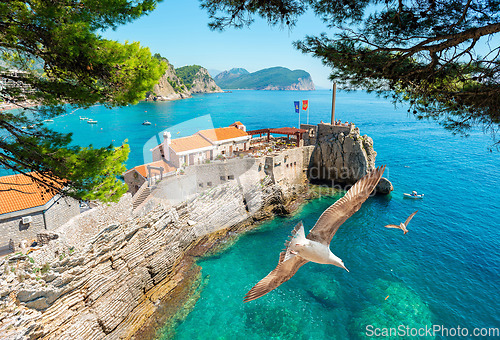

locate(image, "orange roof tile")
(0, 173), (62, 215)
(230, 121), (244, 126)
(132, 160), (176, 178)
(198, 127), (248, 142)
(169, 134), (213, 153)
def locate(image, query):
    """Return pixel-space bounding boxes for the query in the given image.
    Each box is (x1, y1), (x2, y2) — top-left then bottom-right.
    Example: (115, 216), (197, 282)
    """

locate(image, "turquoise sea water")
(4, 91), (499, 338)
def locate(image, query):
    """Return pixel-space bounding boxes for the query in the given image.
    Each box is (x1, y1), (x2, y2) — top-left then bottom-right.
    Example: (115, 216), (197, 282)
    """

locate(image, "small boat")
(142, 120), (152, 125)
(404, 192), (424, 199)
(80, 117), (88, 120)
(43, 119), (54, 122)
(87, 119), (98, 124)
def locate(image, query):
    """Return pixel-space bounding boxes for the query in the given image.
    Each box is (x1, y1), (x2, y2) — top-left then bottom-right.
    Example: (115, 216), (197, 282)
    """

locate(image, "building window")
(207, 182), (212, 187)
(228, 175), (234, 180)
(294, 162), (297, 166)
(198, 182), (203, 188)
(220, 176), (226, 181)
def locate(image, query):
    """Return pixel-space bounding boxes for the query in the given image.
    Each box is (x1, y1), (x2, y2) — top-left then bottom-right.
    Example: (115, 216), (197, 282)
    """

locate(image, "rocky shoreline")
(0, 175), (310, 339)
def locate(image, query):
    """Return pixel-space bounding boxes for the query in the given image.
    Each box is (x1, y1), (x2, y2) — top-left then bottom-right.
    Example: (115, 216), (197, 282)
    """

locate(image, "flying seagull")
(384, 210), (418, 234)
(243, 165), (386, 302)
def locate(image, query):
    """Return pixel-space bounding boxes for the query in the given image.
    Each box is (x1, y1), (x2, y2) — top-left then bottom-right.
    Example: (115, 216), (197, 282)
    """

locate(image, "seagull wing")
(404, 210), (418, 226)
(384, 224), (401, 229)
(307, 166), (386, 245)
(243, 256), (309, 302)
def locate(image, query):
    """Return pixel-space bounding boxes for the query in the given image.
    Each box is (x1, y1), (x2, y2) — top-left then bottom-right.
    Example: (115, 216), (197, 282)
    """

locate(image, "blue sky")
(103, 0), (334, 88)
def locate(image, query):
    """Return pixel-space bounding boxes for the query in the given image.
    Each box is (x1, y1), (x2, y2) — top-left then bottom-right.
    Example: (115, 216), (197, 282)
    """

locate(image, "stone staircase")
(132, 185), (151, 210)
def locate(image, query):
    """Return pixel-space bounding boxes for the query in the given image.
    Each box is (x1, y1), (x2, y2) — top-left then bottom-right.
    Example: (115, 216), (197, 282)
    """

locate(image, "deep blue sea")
(5, 90), (500, 338)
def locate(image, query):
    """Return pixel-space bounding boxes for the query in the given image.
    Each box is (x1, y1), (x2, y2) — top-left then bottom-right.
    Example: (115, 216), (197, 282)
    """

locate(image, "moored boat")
(87, 119), (98, 124)
(404, 192), (424, 199)
(142, 120), (152, 125)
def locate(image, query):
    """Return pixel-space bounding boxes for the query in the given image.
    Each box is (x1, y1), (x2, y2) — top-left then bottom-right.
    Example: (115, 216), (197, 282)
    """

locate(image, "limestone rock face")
(146, 60), (190, 101)
(262, 76), (315, 91)
(189, 67), (223, 94)
(146, 64), (222, 101)
(309, 124), (377, 184)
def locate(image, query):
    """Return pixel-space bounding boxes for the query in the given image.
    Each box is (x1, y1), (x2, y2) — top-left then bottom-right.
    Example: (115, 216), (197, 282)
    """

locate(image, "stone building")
(196, 125), (251, 157)
(123, 160), (177, 195)
(0, 173), (80, 254)
(152, 132), (215, 168)
(151, 122), (251, 168)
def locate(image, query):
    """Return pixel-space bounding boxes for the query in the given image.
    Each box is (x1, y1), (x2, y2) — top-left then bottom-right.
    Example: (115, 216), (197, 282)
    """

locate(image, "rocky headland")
(145, 57), (222, 102)
(0, 123), (391, 339)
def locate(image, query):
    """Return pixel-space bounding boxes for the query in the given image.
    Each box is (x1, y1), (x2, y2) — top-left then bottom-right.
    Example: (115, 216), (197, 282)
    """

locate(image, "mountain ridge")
(214, 67), (315, 90)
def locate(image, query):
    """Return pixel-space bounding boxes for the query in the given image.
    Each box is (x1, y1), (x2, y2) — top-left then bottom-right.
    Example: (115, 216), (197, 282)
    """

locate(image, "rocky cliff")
(189, 67), (223, 93)
(304, 123), (393, 194)
(145, 59), (190, 101)
(176, 65), (223, 94)
(145, 59), (222, 102)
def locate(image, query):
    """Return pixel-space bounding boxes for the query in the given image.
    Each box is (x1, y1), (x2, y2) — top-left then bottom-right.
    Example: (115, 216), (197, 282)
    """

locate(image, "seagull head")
(340, 261), (349, 272)
(329, 252), (349, 272)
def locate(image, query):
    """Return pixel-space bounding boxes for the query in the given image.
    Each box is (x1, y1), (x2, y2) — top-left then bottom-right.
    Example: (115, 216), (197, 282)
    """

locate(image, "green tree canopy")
(201, 0), (500, 148)
(0, 0), (166, 201)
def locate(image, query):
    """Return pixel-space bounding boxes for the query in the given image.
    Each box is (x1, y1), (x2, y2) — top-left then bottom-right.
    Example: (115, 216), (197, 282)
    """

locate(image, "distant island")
(145, 54), (223, 101)
(214, 67), (315, 91)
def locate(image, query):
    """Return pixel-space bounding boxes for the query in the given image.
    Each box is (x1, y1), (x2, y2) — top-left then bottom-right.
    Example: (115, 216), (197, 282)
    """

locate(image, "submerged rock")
(376, 177), (394, 195)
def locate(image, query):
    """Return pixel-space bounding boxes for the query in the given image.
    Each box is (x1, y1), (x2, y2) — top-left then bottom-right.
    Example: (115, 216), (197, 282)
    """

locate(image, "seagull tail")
(283, 221), (305, 249)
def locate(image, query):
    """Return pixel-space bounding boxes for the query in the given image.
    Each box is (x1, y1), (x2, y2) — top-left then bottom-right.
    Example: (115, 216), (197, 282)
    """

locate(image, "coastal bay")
(1, 90), (498, 339)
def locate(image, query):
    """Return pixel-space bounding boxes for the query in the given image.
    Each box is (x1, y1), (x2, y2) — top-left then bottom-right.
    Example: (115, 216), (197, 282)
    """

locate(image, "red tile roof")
(169, 134), (213, 153)
(131, 160), (176, 178)
(198, 127), (248, 142)
(0, 173), (62, 215)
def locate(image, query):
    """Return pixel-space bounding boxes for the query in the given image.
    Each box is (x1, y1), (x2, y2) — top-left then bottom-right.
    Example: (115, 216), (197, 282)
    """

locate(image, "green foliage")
(201, 0), (500, 147)
(176, 65), (203, 90)
(0, 0), (166, 200)
(214, 66), (311, 89)
(41, 263), (50, 274)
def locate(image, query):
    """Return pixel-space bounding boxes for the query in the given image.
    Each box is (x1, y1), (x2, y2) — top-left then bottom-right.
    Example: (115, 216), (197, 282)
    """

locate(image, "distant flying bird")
(384, 210), (418, 234)
(243, 166), (386, 302)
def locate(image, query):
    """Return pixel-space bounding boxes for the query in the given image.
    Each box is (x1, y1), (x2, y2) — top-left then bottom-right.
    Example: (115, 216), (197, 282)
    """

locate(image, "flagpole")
(299, 106), (301, 128)
(307, 101), (309, 124)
